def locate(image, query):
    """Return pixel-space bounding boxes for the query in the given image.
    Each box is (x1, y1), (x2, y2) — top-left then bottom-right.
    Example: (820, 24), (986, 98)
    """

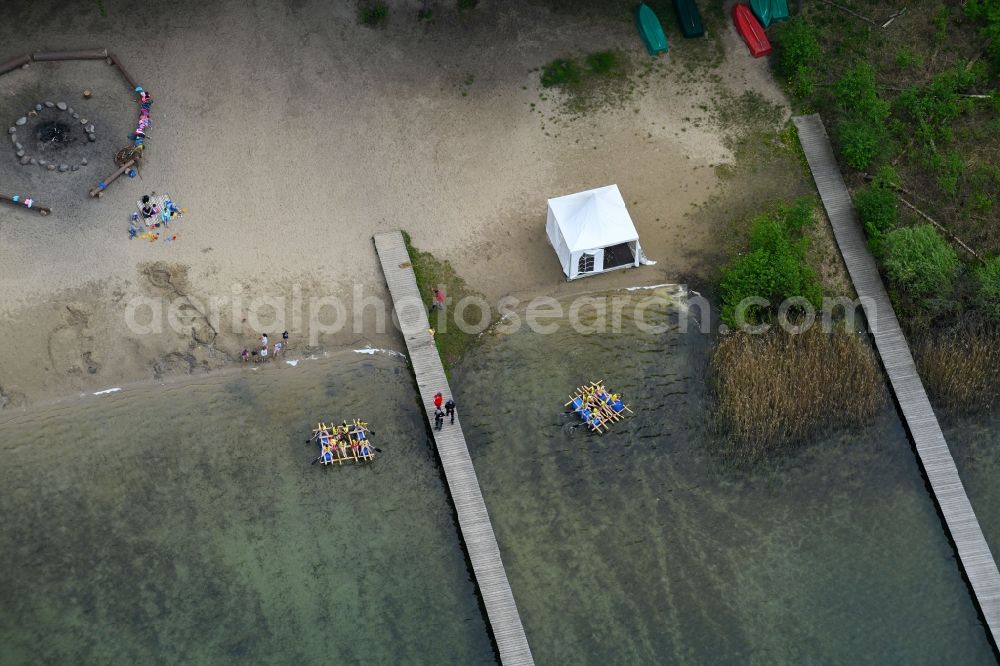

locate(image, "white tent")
(546, 184), (647, 280)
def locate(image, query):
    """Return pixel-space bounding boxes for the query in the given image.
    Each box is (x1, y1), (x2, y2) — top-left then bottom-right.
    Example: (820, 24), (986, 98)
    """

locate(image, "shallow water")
(453, 290), (995, 663)
(0, 354), (495, 665)
(1, 295), (997, 665)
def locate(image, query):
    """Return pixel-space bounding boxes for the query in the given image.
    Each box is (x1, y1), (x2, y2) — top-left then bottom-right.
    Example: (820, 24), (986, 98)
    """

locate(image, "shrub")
(779, 197), (816, 233)
(774, 19), (821, 99)
(586, 50), (620, 76)
(458, 0), (478, 9)
(540, 58), (581, 88)
(883, 225), (959, 298)
(871, 164), (900, 189)
(834, 63), (889, 121)
(965, 0), (1000, 75)
(359, 2), (388, 26)
(895, 48), (924, 69)
(833, 64), (890, 170)
(854, 184), (897, 252)
(976, 257), (1000, 322)
(720, 209), (822, 328)
(788, 65), (816, 99)
(836, 119), (884, 170)
(935, 150), (965, 197)
(775, 19), (821, 78)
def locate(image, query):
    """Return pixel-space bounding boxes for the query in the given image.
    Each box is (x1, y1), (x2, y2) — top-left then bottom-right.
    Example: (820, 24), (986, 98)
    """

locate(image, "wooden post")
(89, 159), (136, 198)
(0, 54), (31, 76)
(1, 194), (51, 215)
(31, 48), (108, 61)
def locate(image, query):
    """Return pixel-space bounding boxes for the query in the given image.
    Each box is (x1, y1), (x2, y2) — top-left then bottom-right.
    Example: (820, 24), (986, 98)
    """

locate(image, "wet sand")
(0, 0), (788, 407)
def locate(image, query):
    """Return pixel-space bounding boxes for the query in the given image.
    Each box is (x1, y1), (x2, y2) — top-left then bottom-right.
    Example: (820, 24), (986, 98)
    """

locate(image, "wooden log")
(31, 48), (108, 61)
(897, 196), (985, 263)
(89, 158), (136, 198)
(817, 0), (879, 26)
(0, 54), (31, 76)
(1, 194), (51, 215)
(108, 52), (139, 90)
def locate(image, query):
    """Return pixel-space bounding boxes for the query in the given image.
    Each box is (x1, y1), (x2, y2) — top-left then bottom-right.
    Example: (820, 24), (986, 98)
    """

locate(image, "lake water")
(1, 290), (996, 664)
(454, 289), (995, 664)
(946, 410), (1000, 579)
(0, 354), (495, 665)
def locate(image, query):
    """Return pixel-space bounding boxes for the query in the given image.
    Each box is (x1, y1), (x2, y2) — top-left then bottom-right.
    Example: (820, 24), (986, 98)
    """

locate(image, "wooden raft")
(565, 380), (632, 433)
(311, 420), (375, 465)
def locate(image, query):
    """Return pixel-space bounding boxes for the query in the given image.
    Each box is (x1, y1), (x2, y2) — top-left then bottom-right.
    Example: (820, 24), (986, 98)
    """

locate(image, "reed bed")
(915, 328), (1000, 415)
(712, 327), (885, 459)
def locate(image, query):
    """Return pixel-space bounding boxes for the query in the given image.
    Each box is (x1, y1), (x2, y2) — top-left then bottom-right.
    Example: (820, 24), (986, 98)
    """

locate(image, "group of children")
(309, 420), (375, 465)
(127, 193), (186, 242)
(241, 331), (289, 363)
(566, 383), (630, 432)
(433, 392), (456, 430)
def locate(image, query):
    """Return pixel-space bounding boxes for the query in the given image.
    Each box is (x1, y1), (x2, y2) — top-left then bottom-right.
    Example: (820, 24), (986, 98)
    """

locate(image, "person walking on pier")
(434, 392), (443, 410)
(434, 407), (445, 431)
(445, 397), (456, 424)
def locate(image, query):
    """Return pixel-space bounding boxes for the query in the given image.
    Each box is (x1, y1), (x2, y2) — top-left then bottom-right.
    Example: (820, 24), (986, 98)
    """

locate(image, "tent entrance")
(577, 253), (596, 275)
(602, 242), (635, 270)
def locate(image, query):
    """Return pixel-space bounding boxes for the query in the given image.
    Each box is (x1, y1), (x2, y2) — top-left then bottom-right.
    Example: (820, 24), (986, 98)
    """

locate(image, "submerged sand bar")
(373, 231), (533, 665)
(794, 114), (1000, 648)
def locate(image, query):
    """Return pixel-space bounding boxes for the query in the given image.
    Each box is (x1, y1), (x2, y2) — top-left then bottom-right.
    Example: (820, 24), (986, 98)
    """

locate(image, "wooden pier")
(794, 114), (1000, 647)
(373, 231), (534, 665)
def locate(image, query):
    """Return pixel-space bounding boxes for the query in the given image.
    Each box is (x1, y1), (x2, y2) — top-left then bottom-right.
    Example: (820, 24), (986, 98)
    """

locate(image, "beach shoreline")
(0, 0), (788, 410)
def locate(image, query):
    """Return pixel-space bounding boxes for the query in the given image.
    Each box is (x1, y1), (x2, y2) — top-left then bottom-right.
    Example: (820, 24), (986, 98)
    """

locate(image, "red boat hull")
(733, 3), (773, 57)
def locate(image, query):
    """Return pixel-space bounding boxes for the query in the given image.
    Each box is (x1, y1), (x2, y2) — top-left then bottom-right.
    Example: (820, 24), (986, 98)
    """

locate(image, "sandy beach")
(0, 0), (789, 407)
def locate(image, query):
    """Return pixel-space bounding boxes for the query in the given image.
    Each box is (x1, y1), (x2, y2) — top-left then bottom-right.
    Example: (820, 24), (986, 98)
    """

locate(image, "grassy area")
(401, 232), (493, 373)
(538, 49), (635, 114)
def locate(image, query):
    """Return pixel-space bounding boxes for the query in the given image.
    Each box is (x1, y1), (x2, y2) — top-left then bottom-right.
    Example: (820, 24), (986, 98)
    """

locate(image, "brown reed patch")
(712, 327), (885, 459)
(914, 328), (1000, 415)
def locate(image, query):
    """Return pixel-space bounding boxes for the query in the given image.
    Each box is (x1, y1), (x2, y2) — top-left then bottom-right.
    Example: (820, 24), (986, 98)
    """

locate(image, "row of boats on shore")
(637, 0), (788, 59)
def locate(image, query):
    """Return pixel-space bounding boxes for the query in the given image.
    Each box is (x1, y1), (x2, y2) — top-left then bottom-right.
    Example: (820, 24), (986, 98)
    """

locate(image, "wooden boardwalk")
(794, 114), (1000, 647)
(373, 231), (534, 665)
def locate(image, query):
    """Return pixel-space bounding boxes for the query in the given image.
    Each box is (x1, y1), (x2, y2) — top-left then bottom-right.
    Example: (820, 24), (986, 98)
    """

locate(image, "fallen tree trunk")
(897, 196), (985, 263)
(31, 48), (108, 61)
(1, 194), (51, 215)
(108, 52), (139, 90)
(89, 159), (136, 198)
(0, 54), (31, 76)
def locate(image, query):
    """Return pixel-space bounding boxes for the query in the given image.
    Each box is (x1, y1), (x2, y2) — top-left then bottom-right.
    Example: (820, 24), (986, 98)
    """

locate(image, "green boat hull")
(636, 2), (669, 55)
(672, 0), (705, 37)
(771, 0), (790, 21)
(750, 0), (772, 27)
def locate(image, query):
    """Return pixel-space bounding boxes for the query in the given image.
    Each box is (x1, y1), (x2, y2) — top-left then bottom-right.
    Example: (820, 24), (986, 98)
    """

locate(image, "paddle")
(309, 447), (383, 465)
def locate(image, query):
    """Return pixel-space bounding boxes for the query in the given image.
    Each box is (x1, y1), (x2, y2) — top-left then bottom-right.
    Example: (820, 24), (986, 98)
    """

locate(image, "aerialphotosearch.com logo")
(123, 283), (877, 342)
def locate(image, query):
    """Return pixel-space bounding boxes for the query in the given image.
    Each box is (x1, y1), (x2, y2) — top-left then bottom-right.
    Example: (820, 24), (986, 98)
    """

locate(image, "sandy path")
(0, 0), (788, 406)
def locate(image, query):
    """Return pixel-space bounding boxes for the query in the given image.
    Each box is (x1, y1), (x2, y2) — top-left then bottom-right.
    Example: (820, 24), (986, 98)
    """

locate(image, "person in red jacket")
(433, 392), (443, 409)
(431, 288), (445, 311)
